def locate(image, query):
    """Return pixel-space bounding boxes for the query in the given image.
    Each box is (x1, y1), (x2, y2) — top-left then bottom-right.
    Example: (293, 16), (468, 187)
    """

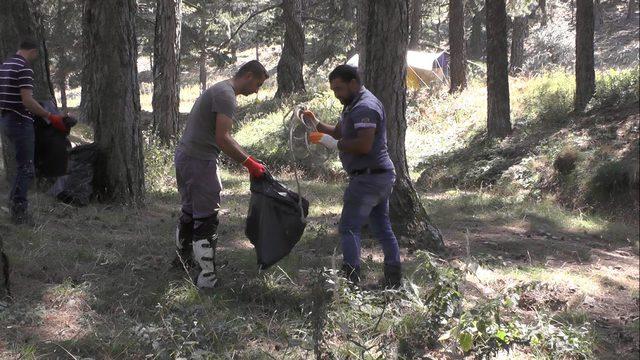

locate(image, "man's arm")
(338, 128), (375, 155)
(302, 110), (342, 139)
(214, 113), (249, 163)
(20, 88), (51, 118)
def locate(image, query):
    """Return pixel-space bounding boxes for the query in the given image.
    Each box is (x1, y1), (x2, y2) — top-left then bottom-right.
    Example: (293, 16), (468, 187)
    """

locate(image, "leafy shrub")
(588, 67), (640, 110)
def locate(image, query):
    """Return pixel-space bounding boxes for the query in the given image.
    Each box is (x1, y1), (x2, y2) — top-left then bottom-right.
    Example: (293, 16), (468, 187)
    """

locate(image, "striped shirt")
(0, 54), (34, 121)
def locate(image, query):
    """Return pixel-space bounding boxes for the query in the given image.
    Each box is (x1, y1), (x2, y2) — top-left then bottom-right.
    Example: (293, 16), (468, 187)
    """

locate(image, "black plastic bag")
(49, 143), (98, 206)
(245, 173), (309, 270)
(33, 101), (75, 178)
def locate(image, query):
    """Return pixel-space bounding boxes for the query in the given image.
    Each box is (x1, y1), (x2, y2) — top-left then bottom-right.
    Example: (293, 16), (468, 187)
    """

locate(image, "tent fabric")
(245, 173), (309, 270)
(346, 50), (448, 89)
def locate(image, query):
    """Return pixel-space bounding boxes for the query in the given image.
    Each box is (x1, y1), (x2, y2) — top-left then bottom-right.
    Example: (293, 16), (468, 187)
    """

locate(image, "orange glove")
(309, 131), (338, 149)
(47, 113), (67, 134)
(242, 156), (266, 179)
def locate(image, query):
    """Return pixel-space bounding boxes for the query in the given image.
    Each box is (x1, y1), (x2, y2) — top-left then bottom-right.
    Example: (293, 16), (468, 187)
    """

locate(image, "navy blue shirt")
(338, 87), (395, 173)
(0, 54), (34, 121)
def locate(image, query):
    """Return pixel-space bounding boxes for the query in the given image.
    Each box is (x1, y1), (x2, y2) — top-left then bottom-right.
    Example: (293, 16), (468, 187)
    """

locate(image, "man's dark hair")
(329, 64), (361, 84)
(234, 60), (269, 79)
(19, 40), (38, 50)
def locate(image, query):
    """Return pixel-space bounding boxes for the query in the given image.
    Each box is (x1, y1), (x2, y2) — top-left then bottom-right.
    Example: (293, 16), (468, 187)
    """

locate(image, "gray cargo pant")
(174, 148), (222, 221)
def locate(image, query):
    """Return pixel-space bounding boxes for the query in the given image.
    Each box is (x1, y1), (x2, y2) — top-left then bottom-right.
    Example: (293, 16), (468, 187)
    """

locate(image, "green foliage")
(518, 71), (574, 124)
(443, 289), (527, 359)
(588, 67), (640, 110)
(528, 314), (594, 359)
(586, 160), (636, 202)
(143, 136), (176, 193)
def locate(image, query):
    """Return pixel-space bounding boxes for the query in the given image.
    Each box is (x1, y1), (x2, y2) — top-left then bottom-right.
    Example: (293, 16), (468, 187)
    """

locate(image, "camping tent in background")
(346, 50), (449, 89)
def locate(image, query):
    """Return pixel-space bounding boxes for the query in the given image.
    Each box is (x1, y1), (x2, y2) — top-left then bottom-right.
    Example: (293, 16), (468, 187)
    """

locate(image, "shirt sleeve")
(211, 89), (236, 119)
(350, 107), (380, 130)
(17, 68), (34, 89)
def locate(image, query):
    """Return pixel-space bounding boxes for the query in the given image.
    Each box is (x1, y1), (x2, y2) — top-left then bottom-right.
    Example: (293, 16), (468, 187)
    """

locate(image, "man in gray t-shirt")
(174, 60), (269, 289)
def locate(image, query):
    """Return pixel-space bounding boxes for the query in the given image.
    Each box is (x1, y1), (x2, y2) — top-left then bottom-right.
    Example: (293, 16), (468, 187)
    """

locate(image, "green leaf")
(459, 332), (474, 352)
(496, 329), (508, 342)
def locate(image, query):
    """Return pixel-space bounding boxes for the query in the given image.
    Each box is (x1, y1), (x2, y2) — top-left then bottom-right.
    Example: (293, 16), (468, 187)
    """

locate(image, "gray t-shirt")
(178, 80), (236, 160)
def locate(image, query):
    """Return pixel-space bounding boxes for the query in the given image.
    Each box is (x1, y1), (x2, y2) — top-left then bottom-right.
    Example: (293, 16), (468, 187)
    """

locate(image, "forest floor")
(0, 165), (637, 359)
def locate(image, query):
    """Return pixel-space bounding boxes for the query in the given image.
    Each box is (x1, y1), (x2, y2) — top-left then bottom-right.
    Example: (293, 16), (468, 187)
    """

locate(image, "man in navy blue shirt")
(305, 65), (402, 288)
(0, 40), (67, 224)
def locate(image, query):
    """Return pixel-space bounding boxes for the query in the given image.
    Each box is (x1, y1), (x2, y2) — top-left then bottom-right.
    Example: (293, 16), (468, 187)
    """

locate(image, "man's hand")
(242, 156), (266, 178)
(309, 132), (338, 150)
(47, 113), (68, 134)
(301, 110), (319, 127)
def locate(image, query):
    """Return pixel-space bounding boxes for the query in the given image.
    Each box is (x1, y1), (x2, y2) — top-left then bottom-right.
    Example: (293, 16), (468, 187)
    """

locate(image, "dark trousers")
(0, 112), (35, 209)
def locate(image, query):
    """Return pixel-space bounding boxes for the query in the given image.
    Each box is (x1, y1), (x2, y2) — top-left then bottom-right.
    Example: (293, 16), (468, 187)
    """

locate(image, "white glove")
(309, 132), (338, 150)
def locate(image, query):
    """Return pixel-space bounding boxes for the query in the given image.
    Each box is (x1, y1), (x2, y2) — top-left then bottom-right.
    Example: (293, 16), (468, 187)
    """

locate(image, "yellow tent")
(346, 50), (448, 89)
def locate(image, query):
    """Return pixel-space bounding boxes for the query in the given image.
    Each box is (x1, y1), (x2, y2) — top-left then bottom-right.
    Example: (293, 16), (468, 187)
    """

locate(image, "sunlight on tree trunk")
(449, 0), (467, 93)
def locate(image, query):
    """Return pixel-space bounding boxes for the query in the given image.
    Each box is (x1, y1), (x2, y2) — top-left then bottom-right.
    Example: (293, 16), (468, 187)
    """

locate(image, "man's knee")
(193, 212), (219, 239)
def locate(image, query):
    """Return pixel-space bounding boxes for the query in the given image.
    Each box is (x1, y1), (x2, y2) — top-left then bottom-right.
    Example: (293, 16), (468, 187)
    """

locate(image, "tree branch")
(215, 2), (281, 51)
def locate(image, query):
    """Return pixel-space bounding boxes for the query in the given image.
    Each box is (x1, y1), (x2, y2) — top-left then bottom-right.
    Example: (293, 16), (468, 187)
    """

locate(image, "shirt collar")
(345, 86), (367, 112)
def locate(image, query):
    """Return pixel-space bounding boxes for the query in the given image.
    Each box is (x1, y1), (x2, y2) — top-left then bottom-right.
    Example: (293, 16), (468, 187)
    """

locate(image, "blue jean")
(0, 113), (35, 208)
(339, 171), (401, 268)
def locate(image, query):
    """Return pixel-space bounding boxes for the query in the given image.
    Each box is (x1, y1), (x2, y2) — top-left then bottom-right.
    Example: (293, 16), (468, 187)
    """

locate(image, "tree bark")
(409, 0), (422, 49)
(152, 0), (182, 146)
(0, 0), (55, 183)
(58, 73), (68, 112)
(198, 12), (207, 93)
(468, 4), (485, 59)
(574, 0), (595, 112)
(486, 0), (512, 138)
(83, 0), (145, 203)
(356, 0), (369, 78)
(539, 0), (547, 25)
(361, 0), (444, 252)
(628, 0), (637, 20)
(449, 0), (466, 93)
(509, 16), (528, 75)
(275, 0), (305, 98)
(593, 0), (603, 30)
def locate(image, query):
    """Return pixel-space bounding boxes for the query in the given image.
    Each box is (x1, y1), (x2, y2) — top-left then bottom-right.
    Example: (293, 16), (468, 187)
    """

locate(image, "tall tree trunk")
(593, 0), (603, 30)
(152, 0), (182, 146)
(199, 49), (207, 93)
(198, 12), (207, 93)
(275, 0), (305, 98)
(0, 0), (55, 183)
(58, 73), (68, 112)
(361, 0), (444, 252)
(449, 0), (466, 92)
(356, 0), (369, 77)
(486, 0), (512, 138)
(628, 0), (637, 20)
(343, 0), (356, 20)
(540, 0), (547, 25)
(468, 6), (485, 59)
(409, 0), (422, 49)
(436, 5), (443, 44)
(509, 16), (528, 75)
(83, 0), (145, 203)
(574, 0), (595, 112)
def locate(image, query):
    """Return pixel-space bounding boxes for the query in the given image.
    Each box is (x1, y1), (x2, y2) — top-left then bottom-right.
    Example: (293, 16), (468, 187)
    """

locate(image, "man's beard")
(339, 93), (356, 105)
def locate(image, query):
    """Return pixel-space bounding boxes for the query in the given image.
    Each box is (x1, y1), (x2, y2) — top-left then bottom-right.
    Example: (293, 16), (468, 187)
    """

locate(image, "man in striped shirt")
(0, 40), (67, 224)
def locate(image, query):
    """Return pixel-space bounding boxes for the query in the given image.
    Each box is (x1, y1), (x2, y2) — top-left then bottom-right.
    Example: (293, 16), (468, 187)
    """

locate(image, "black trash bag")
(49, 143), (98, 206)
(33, 101), (76, 178)
(245, 173), (309, 270)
